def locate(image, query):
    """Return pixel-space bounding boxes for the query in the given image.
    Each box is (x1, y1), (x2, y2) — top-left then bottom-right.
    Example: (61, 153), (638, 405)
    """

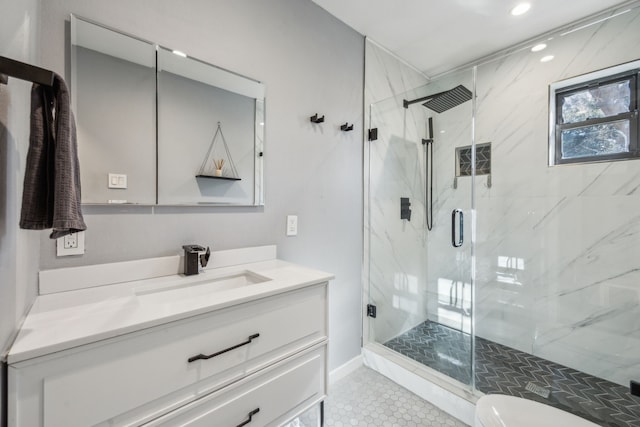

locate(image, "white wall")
(0, 0), (42, 424)
(473, 6), (640, 386)
(31, 0), (364, 372)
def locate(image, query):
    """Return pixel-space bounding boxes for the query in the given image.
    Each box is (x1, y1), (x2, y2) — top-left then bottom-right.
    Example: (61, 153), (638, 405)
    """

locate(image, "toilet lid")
(475, 395), (600, 427)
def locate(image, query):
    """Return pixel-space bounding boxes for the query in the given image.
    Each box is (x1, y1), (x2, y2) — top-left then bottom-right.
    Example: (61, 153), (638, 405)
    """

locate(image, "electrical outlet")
(57, 231), (85, 256)
(286, 215), (298, 236)
(64, 233), (77, 249)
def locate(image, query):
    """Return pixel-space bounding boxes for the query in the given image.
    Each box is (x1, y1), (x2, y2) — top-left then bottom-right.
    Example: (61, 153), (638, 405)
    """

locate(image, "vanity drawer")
(145, 346), (326, 427)
(9, 283), (327, 427)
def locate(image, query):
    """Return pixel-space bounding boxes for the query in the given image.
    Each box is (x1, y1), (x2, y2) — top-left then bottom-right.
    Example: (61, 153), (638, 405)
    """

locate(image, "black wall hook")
(310, 113), (325, 123)
(340, 122), (354, 132)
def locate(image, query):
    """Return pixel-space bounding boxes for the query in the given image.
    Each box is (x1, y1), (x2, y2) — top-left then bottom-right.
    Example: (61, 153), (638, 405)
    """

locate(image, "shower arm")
(403, 89), (451, 109)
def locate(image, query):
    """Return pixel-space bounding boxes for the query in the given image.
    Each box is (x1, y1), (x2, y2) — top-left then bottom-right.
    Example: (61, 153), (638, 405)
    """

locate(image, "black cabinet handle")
(188, 333), (260, 363)
(236, 408), (260, 427)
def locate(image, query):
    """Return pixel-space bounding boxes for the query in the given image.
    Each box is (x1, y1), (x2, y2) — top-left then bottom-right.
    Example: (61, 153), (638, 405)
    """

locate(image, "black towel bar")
(0, 56), (55, 87)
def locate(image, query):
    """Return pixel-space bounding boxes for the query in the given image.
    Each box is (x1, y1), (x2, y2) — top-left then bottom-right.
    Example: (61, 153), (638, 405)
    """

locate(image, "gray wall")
(0, 0), (42, 424)
(36, 0), (364, 371)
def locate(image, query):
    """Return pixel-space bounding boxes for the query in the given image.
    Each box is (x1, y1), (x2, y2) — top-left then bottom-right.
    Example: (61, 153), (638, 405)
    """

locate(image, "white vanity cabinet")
(147, 346), (326, 427)
(8, 264), (329, 427)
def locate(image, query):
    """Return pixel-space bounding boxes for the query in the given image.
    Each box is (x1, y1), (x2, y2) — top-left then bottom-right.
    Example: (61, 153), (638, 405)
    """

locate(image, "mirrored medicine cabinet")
(70, 15), (265, 206)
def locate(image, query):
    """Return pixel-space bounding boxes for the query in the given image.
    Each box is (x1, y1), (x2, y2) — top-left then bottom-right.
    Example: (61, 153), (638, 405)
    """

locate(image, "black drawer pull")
(236, 408), (260, 427)
(188, 333), (260, 363)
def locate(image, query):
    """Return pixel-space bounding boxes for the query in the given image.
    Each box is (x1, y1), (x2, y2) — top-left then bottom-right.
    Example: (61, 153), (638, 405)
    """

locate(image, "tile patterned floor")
(323, 366), (468, 427)
(385, 320), (640, 427)
(385, 321), (473, 385)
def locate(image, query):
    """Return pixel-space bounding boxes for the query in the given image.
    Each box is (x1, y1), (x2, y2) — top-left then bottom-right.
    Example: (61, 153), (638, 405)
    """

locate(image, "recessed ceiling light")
(172, 50), (187, 58)
(531, 43), (547, 52)
(440, 130), (446, 134)
(510, 3), (531, 16)
(540, 55), (554, 63)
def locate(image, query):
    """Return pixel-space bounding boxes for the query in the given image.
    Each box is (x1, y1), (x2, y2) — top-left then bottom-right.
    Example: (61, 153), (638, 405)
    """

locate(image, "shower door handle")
(451, 209), (463, 247)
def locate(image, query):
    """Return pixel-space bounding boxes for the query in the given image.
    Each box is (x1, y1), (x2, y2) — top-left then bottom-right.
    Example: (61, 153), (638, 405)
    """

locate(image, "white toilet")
(474, 394), (601, 427)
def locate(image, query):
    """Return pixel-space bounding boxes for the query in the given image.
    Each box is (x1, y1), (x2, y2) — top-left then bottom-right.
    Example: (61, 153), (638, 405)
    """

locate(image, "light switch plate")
(108, 173), (127, 189)
(57, 231), (85, 256)
(286, 215), (298, 236)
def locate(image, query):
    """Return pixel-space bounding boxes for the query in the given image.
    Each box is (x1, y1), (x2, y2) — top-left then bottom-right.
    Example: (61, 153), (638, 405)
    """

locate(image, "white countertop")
(8, 259), (333, 364)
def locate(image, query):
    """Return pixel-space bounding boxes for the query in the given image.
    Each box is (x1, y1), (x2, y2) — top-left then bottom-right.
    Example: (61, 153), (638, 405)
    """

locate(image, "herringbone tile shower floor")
(385, 320), (640, 427)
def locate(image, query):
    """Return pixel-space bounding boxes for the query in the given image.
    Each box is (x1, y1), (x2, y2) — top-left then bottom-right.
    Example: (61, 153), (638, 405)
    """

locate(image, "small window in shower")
(456, 143), (491, 176)
(549, 61), (640, 165)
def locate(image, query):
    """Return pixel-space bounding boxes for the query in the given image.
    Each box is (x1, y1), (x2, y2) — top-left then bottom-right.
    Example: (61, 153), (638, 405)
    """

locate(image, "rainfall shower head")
(422, 85), (472, 113)
(403, 84), (472, 113)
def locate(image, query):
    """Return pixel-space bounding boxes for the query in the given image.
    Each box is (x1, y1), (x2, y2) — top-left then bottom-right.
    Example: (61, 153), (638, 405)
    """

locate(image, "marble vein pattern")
(365, 5), (640, 390)
(474, 6), (640, 385)
(363, 39), (430, 344)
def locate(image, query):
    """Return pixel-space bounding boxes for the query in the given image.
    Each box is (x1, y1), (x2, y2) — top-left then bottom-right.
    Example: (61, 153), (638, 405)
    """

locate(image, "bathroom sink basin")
(135, 270), (271, 299)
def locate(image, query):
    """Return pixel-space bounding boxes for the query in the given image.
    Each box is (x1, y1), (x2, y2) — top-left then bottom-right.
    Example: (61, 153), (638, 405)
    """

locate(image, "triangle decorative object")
(196, 122), (241, 181)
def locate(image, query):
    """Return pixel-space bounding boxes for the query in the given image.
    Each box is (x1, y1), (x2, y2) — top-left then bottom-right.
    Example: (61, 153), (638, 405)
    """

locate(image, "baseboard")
(329, 354), (363, 385)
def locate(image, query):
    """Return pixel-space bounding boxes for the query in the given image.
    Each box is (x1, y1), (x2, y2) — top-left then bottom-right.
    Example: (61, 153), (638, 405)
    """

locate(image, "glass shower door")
(367, 69), (475, 386)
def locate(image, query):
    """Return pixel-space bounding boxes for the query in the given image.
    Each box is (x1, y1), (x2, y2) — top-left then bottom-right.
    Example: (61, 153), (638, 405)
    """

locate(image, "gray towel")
(20, 72), (87, 239)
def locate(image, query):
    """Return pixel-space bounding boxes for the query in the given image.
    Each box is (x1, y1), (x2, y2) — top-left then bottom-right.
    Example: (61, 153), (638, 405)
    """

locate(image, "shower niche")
(454, 142), (491, 188)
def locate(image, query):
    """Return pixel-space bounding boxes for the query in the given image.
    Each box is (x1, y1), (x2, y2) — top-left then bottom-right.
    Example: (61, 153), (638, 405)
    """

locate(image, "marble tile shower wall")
(473, 7), (640, 386)
(368, 84), (431, 343)
(364, 40), (430, 343)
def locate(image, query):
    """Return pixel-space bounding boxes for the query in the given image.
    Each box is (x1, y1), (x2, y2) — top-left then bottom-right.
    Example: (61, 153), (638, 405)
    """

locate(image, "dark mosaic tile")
(384, 320), (640, 427)
(457, 144), (491, 176)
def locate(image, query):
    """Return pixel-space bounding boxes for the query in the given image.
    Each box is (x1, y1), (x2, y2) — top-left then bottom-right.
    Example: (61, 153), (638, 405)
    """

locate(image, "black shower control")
(631, 380), (640, 397)
(400, 197), (411, 221)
